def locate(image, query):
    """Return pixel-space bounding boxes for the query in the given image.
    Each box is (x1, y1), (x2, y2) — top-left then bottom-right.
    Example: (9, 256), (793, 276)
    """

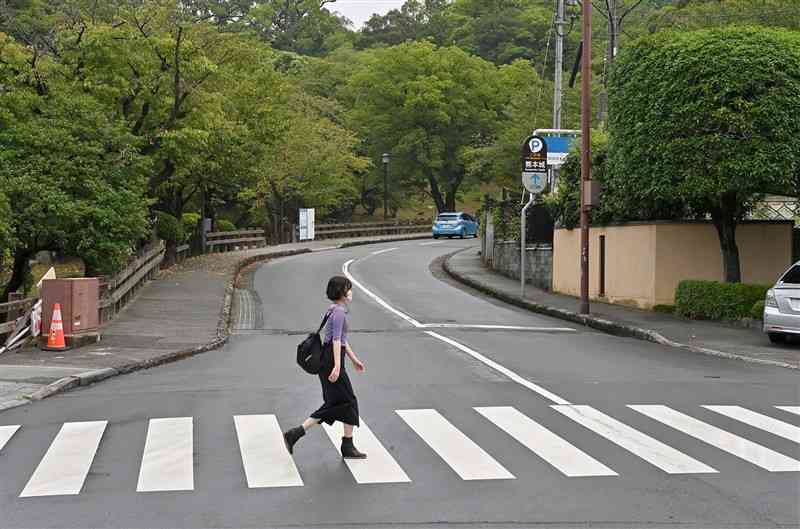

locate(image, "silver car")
(764, 260), (800, 344)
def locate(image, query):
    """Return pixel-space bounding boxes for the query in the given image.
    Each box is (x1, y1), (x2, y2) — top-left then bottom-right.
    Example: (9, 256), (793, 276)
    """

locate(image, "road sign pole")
(521, 192), (535, 298)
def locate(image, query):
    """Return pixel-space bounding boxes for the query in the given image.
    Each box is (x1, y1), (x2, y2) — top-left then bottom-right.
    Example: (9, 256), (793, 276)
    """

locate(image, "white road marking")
(137, 417), (194, 492)
(776, 406), (800, 417)
(396, 409), (515, 481)
(343, 259), (573, 405)
(629, 405), (800, 472)
(371, 247), (399, 256)
(419, 241), (443, 246)
(703, 406), (800, 444)
(321, 420), (411, 484)
(426, 331), (571, 405)
(0, 424), (20, 452)
(553, 405), (717, 474)
(20, 421), (107, 497)
(234, 415), (303, 488)
(421, 323), (575, 333)
(475, 407), (617, 477)
(343, 259), (424, 328)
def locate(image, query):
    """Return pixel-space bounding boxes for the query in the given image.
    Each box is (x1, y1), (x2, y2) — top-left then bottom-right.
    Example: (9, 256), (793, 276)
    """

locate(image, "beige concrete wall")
(554, 221), (793, 309)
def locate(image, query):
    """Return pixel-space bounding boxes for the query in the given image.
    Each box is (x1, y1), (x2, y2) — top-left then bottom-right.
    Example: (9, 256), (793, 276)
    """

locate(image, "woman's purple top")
(323, 304), (348, 346)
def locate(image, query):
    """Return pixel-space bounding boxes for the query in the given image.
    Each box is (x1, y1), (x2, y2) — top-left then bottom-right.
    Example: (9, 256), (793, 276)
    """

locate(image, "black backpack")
(296, 311), (332, 375)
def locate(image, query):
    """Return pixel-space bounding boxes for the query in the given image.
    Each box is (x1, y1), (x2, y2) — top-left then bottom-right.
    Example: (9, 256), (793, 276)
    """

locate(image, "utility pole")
(382, 153), (390, 220)
(579, 0), (592, 315)
(553, 0), (566, 129)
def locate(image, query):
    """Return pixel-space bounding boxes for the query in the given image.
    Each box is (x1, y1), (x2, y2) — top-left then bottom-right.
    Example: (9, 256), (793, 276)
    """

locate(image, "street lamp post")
(382, 153), (390, 220)
(579, 0), (592, 314)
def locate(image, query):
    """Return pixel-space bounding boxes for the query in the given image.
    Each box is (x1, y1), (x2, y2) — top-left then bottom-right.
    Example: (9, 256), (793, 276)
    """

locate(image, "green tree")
(0, 32), (151, 301)
(346, 42), (503, 212)
(607, 26), (800, 283)
(356, 0), (449, 48)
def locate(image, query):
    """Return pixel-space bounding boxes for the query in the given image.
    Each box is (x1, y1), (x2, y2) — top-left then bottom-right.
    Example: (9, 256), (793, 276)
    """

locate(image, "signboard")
(533, 129), (580, 168)
(299, 208), (315, 241)
(521, 135), (548, 194)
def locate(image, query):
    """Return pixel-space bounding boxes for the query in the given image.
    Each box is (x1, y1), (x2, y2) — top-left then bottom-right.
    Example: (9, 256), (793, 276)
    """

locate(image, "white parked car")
(764, 260), (800, 344)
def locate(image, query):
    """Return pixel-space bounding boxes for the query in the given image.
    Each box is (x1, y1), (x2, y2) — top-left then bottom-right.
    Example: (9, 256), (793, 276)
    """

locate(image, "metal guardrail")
(99, 241), (165, 323)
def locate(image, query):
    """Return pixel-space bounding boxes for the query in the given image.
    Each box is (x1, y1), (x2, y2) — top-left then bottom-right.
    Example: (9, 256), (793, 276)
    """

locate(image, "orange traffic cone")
(46, 303), (66, 350)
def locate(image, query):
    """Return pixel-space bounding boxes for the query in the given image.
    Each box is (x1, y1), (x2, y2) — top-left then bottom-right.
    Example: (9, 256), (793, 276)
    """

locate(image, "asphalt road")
(1, 239), (798, 529)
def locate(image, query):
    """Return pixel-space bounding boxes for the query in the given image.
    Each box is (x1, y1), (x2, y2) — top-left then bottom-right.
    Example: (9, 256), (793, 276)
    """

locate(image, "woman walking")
(283, 276), (367, 459)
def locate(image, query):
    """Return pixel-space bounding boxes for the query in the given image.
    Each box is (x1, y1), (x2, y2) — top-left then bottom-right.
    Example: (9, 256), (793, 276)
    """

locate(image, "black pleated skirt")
(310, 348), (360, 427)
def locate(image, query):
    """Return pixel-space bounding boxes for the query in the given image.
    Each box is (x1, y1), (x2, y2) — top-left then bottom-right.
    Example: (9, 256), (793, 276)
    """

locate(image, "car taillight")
(765, 289), (778, 308)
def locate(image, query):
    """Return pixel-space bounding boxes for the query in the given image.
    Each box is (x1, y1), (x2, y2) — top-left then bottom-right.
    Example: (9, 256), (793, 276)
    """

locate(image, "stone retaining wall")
(485, 241), (553, 291)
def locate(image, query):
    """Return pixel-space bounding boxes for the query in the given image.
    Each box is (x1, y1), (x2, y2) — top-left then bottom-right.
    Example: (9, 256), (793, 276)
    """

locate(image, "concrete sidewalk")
(0, 233), (430, 412)
(444, 246), (799, 370)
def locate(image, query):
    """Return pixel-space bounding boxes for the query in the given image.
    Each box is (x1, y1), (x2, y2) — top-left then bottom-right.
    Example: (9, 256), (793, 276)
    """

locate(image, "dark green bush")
(215, 219), (236, 232)
(181, 212), (201, 242)
(154, 211), (183, 243)
(675, 280), (770, 321)
(750, 300), (766, 320)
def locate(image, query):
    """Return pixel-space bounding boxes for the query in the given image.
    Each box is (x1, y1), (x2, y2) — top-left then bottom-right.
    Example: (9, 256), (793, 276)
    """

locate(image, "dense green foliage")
(750, 300), (765, 321)
(155, 212), (184, 243)
(675, 280), (770, 321)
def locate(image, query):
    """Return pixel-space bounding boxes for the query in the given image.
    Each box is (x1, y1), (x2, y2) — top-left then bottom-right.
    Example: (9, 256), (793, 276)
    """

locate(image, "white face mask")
(346, 289), (353, 303)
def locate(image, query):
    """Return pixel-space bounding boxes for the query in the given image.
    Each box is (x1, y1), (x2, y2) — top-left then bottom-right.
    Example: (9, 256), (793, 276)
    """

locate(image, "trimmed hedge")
(750, 300), (765, 320)
(215, 219), (236, 232)
(154, 211), (183, 243)
(675, 280), (770, 321)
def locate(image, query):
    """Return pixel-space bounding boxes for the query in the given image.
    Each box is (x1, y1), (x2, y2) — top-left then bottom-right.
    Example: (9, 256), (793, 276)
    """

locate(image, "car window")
(437, 214), (458, 221)
(779, 264), (800, 284)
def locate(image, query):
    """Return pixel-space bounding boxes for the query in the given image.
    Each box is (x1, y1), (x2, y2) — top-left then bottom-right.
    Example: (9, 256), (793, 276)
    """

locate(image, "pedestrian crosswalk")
(0, 405), (798, 497)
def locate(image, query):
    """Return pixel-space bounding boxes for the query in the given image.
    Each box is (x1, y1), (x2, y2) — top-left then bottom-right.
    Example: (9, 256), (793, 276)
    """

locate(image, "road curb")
(6, 237), (431, 411)
(337, 233), (430, 248)
(442, 248), (798, 371)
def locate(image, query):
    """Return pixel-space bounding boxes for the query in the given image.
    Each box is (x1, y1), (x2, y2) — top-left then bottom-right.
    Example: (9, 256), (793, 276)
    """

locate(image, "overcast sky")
(329, 0), (407, 29)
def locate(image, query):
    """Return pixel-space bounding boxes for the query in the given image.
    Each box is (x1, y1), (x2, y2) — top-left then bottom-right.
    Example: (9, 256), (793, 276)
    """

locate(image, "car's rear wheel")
(768, 332), (787, 344)
(433, 235), (439, 239)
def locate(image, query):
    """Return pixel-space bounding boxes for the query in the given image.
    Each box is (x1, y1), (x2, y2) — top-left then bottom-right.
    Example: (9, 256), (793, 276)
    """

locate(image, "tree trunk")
(1, 250), (32, 303)
(445, 191), (457, 212)
(428, 174), (446, 212)
(162, 240), (178, 269)
(711, 197), (742, 283)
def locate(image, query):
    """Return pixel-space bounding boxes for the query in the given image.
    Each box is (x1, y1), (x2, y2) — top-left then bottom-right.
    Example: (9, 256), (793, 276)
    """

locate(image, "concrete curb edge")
(442, 248), (797, 371)
(9, 237), (427, 411)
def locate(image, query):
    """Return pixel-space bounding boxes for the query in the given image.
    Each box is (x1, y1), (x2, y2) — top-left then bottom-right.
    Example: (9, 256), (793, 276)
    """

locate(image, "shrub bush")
(215, 219), (236, 232)
(675, 280), (770, 321)
(653, 304), (675, 314)
(750, 300), (765, 320)
(154, 211), (183, 243)
(181, 213), (201, 242)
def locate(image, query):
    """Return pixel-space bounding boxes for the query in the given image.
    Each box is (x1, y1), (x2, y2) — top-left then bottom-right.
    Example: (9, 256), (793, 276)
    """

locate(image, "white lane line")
(234, 415), (303, 488)
(426, 331), (571, 405)
(137, 417), (194, 492)
(419, 241), (443, 246)
(630, 405), (800, 472)
(397, 409), (514, 481)
(371, 247), (399, 256)
(776, 406), (800, 417)
(344, 258), (573, 405)
(703, 406), (800, 444)
(0, 425), (20, 452)
(553, 405), (717, 474)
(321, 419), (411, 484)
(343, 259), (424, 328)
(475, 407), (617, 477)
(421, 323), (575, 333)
(20, 421), (107, 497)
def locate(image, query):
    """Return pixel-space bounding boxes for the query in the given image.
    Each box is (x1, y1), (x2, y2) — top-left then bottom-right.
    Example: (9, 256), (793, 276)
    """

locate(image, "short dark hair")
(326, 276), (352, 301)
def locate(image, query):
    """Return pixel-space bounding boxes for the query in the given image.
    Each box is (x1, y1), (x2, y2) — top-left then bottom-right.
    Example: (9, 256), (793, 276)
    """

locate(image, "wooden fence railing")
(0, 297), (36, 337)
(206, 229), (267, 253)
(313, 222), (430, 240)
(99, 241), (165, 323)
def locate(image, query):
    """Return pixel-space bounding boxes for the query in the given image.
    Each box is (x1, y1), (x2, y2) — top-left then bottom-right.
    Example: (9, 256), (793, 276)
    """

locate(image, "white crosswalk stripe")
(630, 405), (800, 472)
(137, 417), (194, 492)
(703, 406), (800, 444)
(776, 406), (800, 417)
(20, 421), (107, 497)
(552, 405), (717, 474)
(396, 409), (515, 480)
(475, 406), (617, 477)
(322, 419), (411, 484)
(0, 424), (20, 452)
(234, 415), (303, 488)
